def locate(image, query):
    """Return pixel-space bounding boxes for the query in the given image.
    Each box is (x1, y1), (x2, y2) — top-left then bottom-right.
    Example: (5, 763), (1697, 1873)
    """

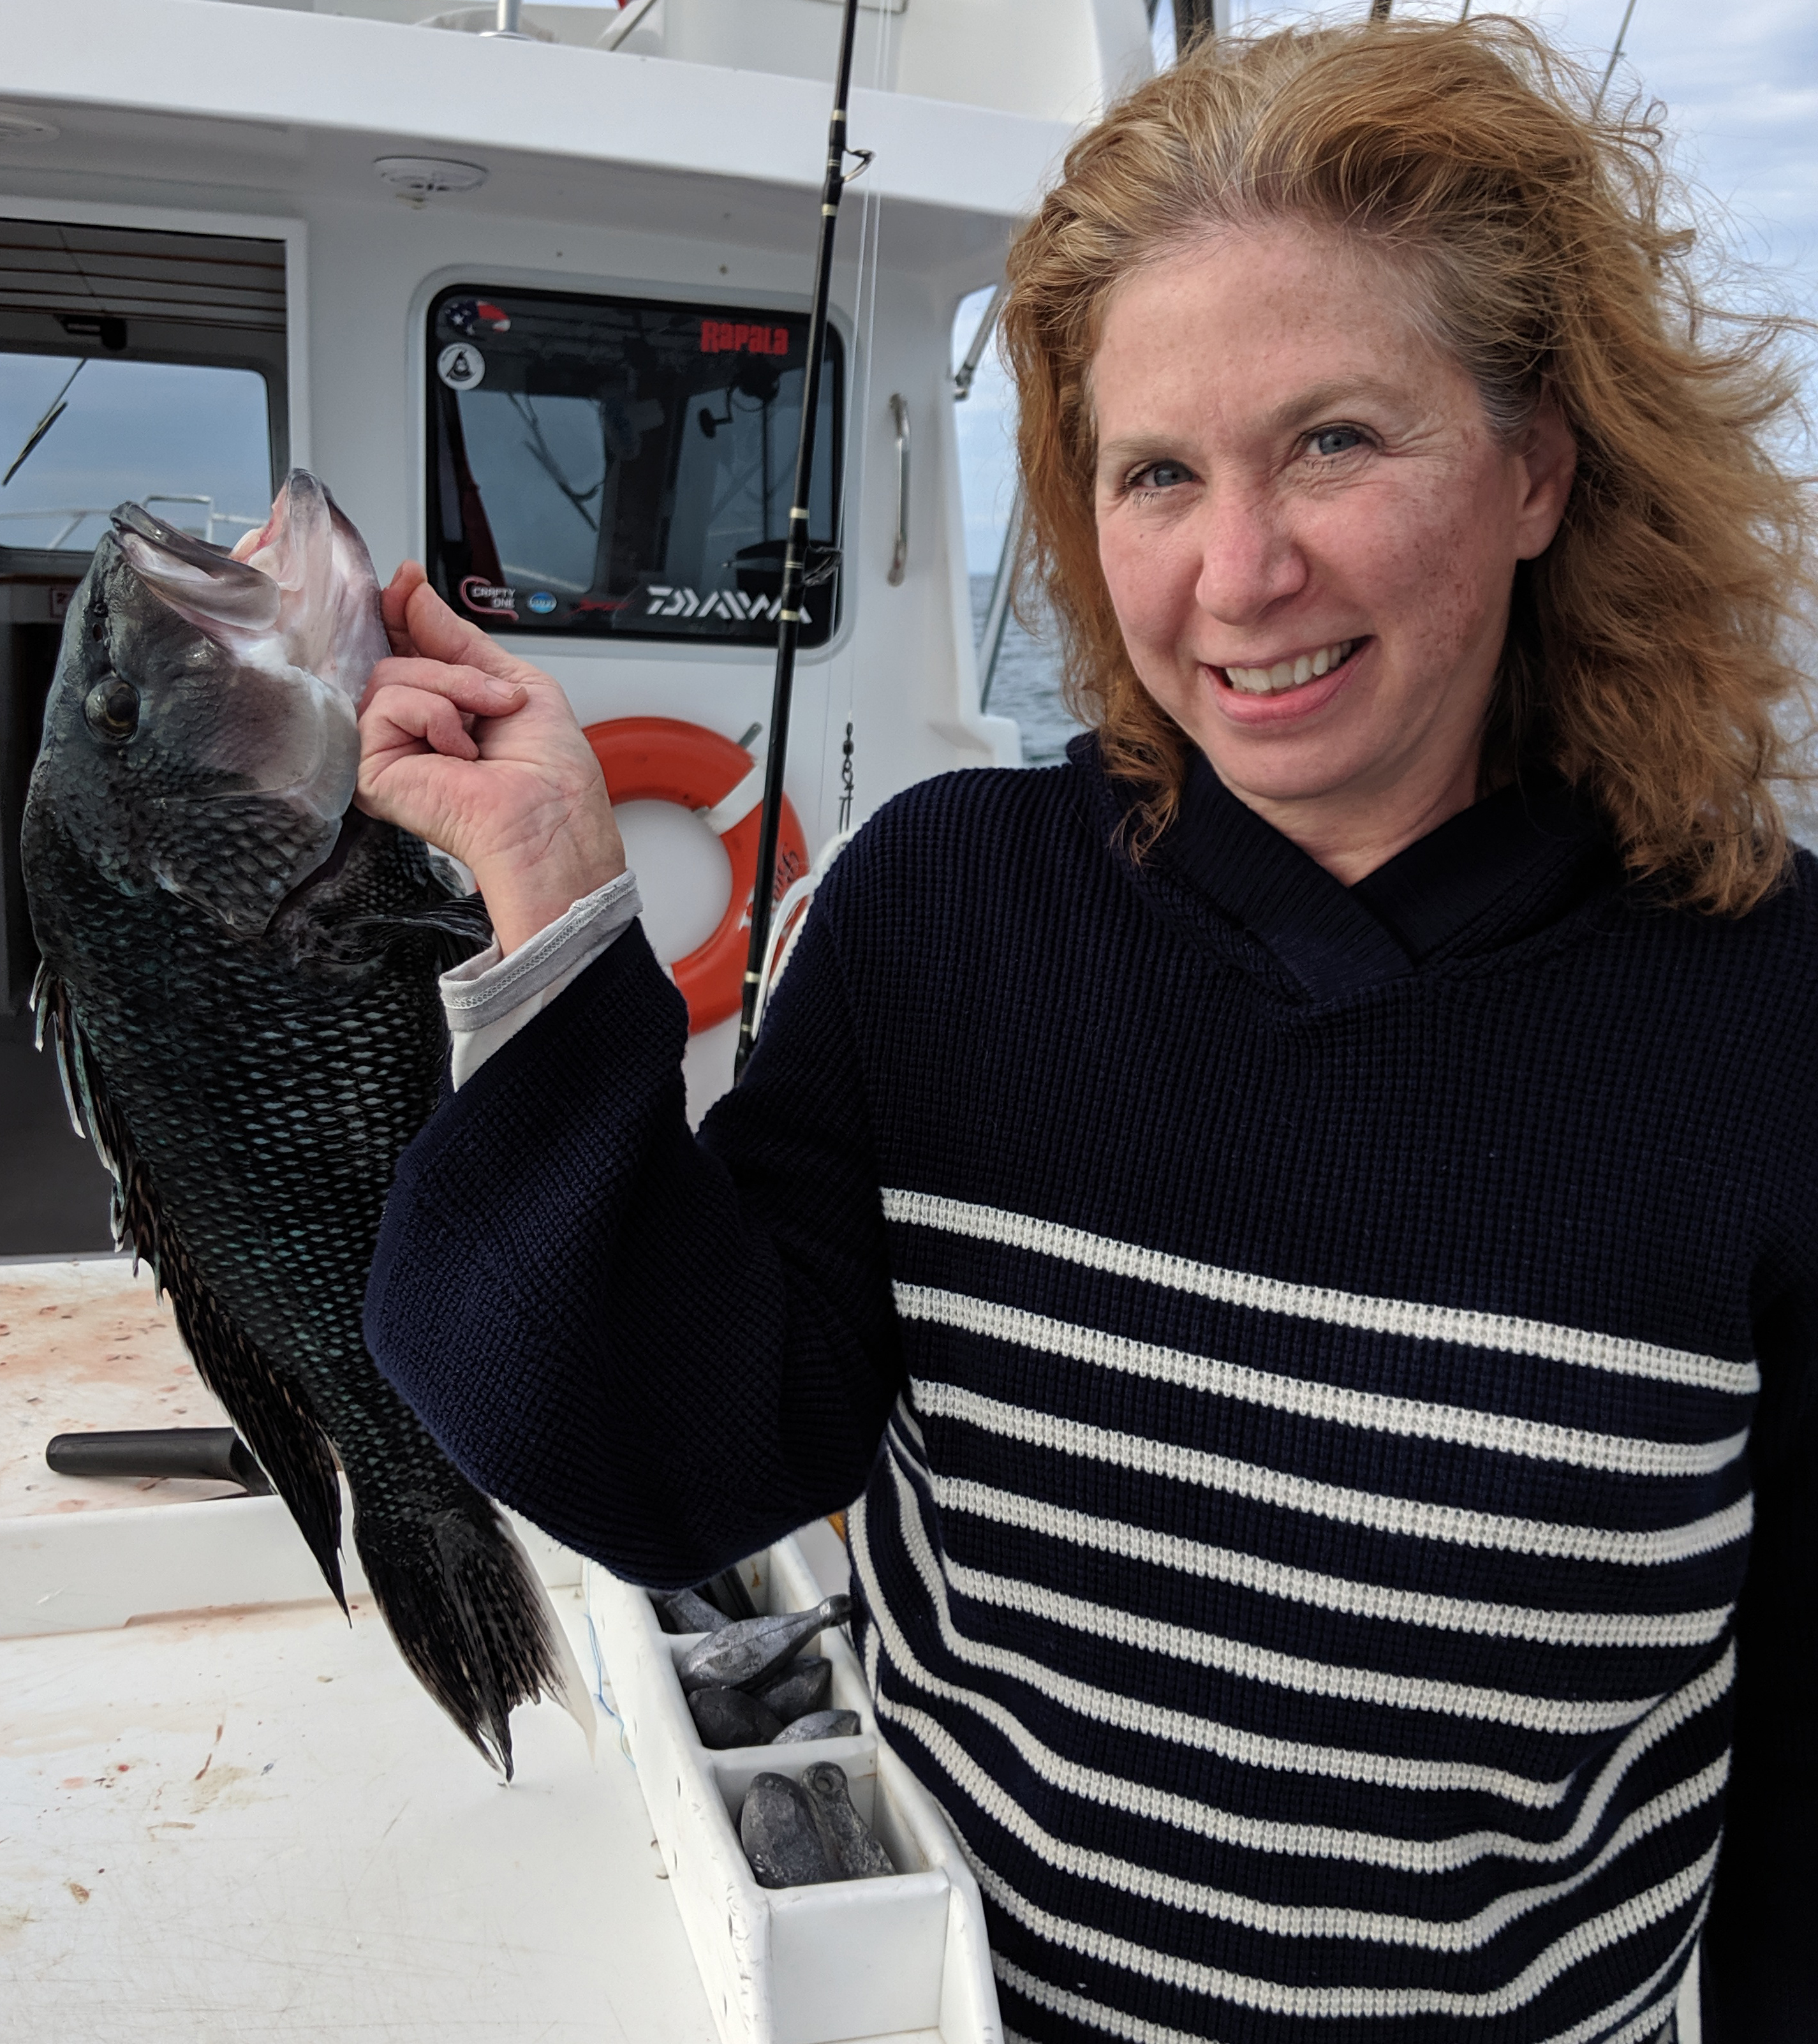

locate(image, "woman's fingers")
(360, 681), (484, 765)
(366, 655), (526, 719)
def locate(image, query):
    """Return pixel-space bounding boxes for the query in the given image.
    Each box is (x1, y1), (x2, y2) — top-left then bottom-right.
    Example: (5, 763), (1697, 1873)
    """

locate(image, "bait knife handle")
(45, 1426), (272, 1494)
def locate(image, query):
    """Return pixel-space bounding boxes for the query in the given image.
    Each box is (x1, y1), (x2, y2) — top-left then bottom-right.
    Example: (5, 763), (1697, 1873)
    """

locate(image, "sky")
(954, 0), (1818, 573)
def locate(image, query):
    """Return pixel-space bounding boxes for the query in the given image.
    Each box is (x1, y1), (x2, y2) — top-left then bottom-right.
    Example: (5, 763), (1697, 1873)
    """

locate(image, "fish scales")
(22, 475), (585, 1776)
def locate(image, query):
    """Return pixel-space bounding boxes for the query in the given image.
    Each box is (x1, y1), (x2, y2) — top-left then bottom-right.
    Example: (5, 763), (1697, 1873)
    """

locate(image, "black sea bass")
(22, 471), (585, 1775)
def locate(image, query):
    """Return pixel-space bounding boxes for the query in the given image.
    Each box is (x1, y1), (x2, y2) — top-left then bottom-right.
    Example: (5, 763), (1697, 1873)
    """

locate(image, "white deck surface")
(0, 1258), (720, 2041)
(2, 1590), (717, 2043)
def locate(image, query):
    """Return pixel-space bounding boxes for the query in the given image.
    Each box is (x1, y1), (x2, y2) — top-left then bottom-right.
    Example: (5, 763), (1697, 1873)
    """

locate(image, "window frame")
(422, 279), (846, 653)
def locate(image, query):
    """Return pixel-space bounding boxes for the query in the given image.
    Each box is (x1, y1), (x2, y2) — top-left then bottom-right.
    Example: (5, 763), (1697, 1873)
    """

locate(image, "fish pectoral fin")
(33, 981), (348, 1606)
(326, 890), (495, 972)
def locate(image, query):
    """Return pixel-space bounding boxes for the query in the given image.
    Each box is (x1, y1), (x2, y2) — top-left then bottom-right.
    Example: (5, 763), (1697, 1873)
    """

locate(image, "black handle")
(45, 1427), (272, 1494)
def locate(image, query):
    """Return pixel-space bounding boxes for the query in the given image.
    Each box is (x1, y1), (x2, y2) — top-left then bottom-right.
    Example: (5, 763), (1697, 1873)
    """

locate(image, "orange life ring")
(582, 717), (808, 1034)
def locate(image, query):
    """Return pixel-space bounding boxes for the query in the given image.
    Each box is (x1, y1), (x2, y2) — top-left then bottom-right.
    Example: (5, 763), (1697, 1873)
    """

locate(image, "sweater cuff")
(440, 868), (642, 1089)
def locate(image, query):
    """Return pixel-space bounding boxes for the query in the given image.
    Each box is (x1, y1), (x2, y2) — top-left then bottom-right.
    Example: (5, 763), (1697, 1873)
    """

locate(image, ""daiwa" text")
(645, 586), (810, 623)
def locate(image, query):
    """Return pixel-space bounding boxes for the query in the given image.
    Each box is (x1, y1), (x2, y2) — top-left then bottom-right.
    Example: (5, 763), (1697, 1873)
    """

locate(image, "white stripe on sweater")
(933, 1552), (1660, 1733)
(897, 1285), (1746, 1480)
(991, 1901), (1701, 2044)
(913, 1380), (1753, 1568)
(880, 1676), (1726, 1951)
(855, 1474), (1736, 1871)
(933, 1477), (1733, 1650)
(883, 1189), (1757, 1396)
(859, 1458), (1697, 1809)
(969, 1835), (1716, 2023)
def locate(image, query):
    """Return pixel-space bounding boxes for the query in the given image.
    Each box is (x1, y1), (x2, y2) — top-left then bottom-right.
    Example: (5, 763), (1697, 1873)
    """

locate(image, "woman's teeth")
(1222, 640), (1357, 695)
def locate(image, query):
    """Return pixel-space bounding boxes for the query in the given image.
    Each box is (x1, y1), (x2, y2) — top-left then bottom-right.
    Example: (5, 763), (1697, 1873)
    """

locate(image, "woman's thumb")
(403, 576), (514, 676)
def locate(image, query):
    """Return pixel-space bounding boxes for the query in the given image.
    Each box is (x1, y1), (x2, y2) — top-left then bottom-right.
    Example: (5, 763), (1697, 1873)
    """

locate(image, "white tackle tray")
(584, 1533), (1001, 2044)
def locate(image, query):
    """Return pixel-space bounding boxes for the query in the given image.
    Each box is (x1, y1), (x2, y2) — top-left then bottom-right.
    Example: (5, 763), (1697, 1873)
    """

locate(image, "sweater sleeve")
(1702, 1277), (1818, 2040)
(363, 887), (905, 1589)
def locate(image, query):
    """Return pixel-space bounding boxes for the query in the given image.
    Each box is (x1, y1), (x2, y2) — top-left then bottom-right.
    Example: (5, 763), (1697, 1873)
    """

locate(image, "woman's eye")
(1310, 426), (1366, 458)
(1131, 461), (1192, 494)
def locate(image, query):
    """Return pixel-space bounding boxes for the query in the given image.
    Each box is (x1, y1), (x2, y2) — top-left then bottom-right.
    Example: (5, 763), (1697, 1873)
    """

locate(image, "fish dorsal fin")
(111, 503), (281, 634)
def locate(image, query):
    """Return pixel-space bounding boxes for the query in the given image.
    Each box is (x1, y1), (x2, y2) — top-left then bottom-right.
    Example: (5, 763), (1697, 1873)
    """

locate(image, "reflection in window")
(0, 355), (272, 553)
(427, 286), (842, 646)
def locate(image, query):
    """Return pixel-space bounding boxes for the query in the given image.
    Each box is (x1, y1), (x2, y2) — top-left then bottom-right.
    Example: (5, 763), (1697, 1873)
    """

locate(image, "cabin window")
(0, 218), (287, 561)
(0, 217), (288, 1026)
(425, 285), (843, 647)
(0, 355), (274, 554)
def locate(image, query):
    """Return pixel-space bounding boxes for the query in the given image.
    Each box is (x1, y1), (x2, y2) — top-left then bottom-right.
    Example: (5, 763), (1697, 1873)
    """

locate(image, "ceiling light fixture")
(372, 156), (489, 201)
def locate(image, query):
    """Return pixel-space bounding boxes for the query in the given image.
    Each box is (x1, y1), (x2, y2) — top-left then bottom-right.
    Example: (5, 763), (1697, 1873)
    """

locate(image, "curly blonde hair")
(1000, 15), (1816, 913)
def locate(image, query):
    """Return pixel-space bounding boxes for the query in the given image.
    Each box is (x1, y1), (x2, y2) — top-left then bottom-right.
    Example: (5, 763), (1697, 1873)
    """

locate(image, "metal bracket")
(952, 282), (1005, 401)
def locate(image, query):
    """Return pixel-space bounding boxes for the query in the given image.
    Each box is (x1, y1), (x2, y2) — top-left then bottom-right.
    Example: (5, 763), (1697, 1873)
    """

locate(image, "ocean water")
(969, 574), (1086, 768)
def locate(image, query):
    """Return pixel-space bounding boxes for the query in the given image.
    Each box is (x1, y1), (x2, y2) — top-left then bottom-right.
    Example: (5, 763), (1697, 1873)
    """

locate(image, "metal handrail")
(0, 496), (262, 549)
(887, 394), (910, 586)
(597, 0), (661, 50)
(977, 480), (1023, 713)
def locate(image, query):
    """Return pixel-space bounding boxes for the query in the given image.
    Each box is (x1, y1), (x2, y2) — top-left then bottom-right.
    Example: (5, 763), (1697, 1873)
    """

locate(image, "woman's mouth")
(1220, 639), (1359, 696)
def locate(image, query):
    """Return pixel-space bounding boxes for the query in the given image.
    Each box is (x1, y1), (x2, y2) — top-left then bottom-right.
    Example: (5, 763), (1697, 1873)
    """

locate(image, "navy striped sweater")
(367, 737), (1818, 2044)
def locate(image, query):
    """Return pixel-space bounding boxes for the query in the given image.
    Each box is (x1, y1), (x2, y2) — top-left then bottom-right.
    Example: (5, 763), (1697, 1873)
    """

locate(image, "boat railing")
(0, 496), (262, 551)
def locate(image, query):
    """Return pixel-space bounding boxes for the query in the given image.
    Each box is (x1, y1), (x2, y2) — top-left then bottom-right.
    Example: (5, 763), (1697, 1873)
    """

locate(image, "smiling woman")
(1006, 17), (1816, 911)
(353, 20), (1818, 2044)
(1088, 225), (1578, 881)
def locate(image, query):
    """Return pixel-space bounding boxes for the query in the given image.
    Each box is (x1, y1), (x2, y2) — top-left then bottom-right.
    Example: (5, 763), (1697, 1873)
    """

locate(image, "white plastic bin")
(584, 1533), (1001, 2044)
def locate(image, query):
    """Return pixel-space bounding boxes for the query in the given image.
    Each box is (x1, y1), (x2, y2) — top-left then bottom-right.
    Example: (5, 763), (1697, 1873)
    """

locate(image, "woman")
(358, 20), (1817, 2043)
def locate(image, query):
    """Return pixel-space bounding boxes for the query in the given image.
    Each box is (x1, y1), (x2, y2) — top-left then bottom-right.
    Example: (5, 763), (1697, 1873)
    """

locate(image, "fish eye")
(84, 679), (140, 743)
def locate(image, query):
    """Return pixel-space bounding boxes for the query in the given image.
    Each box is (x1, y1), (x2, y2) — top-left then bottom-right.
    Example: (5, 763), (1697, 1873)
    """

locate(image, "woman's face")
(1092, 224), (1574, 871)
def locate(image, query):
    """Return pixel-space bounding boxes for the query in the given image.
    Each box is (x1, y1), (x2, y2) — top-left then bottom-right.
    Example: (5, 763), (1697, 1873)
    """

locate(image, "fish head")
(28, 472), (386, 941)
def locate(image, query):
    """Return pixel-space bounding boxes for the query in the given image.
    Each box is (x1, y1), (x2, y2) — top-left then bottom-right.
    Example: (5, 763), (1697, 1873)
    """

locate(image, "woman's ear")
(1514, 396), (1577, 561)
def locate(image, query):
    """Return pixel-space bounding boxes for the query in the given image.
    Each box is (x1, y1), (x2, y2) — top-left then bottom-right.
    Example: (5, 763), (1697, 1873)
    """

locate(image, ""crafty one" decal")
(461, 577), (518, 620)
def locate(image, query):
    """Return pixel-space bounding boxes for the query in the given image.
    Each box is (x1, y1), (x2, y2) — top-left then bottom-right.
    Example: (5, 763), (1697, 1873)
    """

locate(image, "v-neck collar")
(1095, 740), (1615, 1003)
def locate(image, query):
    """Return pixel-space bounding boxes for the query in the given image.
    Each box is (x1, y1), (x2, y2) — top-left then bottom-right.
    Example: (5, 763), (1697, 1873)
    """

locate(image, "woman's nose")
(1191, 487), (1308, 625)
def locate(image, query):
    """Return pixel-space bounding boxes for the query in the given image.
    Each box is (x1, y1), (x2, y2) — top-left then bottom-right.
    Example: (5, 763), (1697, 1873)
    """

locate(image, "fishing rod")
(1595, 0), (1638, 111)
(734, 0), (869, 1082)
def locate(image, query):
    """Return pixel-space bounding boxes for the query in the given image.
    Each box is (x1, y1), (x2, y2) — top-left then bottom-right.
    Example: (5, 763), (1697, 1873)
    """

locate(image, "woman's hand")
(357, 563), (626, 954)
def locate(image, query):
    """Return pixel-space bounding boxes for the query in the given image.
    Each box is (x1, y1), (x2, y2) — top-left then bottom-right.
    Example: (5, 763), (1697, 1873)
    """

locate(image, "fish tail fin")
(352, 1493), (589, 1781)
(497, 1510), (597, 1761)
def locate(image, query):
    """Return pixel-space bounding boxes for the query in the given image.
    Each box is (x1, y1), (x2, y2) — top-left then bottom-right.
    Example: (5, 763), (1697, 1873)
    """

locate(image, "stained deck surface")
(0, 1256), (720, 2043)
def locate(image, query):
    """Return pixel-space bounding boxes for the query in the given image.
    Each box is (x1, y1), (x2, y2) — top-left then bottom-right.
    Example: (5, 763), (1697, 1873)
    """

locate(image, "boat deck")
(3, 1589), (716, 2043)
(0, 1257), (723, 2042)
